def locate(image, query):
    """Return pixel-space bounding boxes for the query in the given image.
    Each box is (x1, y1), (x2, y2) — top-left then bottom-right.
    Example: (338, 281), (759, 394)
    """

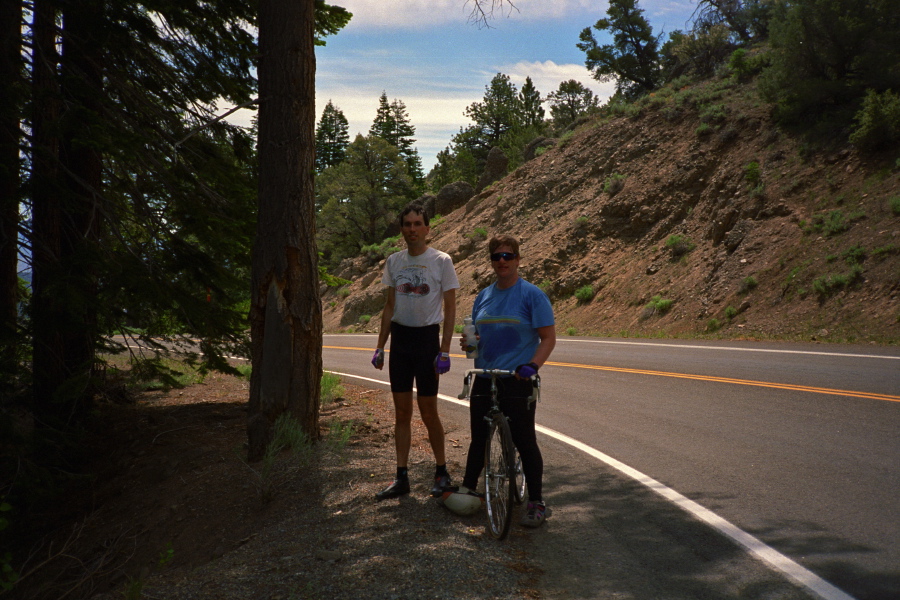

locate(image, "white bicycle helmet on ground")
(441, 486), (484, 516)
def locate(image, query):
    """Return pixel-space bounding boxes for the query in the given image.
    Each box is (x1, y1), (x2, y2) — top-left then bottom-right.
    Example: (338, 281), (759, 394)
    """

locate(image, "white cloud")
(336, 0), (601, 30)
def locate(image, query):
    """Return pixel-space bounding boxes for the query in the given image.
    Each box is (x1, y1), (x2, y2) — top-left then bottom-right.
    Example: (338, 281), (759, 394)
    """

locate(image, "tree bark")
(30, 0), (66, 418)
(0, 0), (23, 382)
(59, 0), (104, 403)
(249, 0), (322, 461)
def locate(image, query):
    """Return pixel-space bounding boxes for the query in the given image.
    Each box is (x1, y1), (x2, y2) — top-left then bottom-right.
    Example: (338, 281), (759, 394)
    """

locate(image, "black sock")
(435, 464), (448, 477)
(396, 467), (408, 480)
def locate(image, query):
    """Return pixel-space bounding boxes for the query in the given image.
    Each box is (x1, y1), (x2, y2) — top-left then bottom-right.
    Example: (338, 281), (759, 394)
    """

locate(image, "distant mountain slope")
(324, 76), (900, 345)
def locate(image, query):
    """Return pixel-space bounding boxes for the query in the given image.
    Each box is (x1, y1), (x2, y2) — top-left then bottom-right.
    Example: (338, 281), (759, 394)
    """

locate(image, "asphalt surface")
(324, 335), (900, 600)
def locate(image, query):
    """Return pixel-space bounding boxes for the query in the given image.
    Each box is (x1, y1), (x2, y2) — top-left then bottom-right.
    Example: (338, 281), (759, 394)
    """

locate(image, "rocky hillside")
(323, 76), (900, 345)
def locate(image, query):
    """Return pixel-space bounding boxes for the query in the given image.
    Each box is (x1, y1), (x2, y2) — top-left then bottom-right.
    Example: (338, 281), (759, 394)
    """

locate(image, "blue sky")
(232, 1), (699, 171)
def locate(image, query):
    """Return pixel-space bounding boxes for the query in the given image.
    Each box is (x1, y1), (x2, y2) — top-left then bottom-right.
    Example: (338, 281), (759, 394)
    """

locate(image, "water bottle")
(463, 317), (478, 359)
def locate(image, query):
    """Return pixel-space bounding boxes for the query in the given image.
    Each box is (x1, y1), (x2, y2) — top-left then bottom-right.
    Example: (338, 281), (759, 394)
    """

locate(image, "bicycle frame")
(458, 368), (539, 539)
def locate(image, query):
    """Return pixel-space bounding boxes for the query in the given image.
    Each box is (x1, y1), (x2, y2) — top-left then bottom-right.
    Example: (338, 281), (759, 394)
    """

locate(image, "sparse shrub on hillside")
(575, 285), (595, 304)
(359, 315), (371, 324)
(890, 196), (900, 216)
(802, 209), (863, 237)
(744, 161), (761, 186)
(706, 318), (721, 332)
(337, 287), (351, 299)
(558, 130), (575, 148)
(849, 89), (900, 151)
(872, 244), (899, 258)
(728, 48), (770, 82)
(738, 276), (758, 294)
(361, 235), (401, 262)
(575, 215), (589, 228)
(466, 227), (488, 241)
(566, 327), (577, 336)
(665, 234), (696, 257)
(538, 280), (553, 294)
(812, 265), (863, 300)
(724, 305), (738, 320)
(641, 295), (674, 319)
(700, 103), (728, 125)
(841, 244), (866, 265)
(603, 173), (626, 195)
(696, 122), (713, 137)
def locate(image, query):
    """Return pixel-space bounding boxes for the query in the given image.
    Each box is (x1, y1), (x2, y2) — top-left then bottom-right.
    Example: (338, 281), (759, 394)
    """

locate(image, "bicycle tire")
(484, 413), (515, 539)
(513, 449), (526, 505)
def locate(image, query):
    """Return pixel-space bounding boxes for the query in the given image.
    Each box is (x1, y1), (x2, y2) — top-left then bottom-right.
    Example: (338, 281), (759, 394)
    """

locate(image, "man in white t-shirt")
(371, 202), (459, 500)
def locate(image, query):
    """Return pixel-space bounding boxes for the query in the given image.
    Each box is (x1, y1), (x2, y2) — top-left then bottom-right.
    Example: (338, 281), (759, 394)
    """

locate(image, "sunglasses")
(490, 252), (518, 262)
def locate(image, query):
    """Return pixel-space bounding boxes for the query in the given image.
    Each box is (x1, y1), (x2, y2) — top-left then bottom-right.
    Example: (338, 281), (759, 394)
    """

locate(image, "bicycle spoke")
(484, 416), (514, 539)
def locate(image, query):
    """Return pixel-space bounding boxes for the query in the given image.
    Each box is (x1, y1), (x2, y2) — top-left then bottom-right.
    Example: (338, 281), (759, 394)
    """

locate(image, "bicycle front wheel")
(484, 414), (515, 539)
(513, 449), (526, 505)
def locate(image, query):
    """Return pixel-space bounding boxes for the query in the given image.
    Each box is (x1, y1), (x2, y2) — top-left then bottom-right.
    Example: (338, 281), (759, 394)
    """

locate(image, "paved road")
(324, 334), (900, 600)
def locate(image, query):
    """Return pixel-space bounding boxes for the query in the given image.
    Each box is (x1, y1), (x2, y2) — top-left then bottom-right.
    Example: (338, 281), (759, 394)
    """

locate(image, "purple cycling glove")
(434, 352), (451, 375)
(515, 362), (539, 379)
(372, 348), (384, 369)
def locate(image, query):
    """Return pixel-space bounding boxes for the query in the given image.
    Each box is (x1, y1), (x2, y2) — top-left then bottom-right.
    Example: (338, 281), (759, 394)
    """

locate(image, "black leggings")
(462, 376), (544, 502)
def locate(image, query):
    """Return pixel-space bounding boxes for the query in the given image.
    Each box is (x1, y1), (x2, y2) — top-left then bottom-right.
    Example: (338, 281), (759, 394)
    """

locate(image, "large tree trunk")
(30, 0), (66, 419)
(248, 0), (322, 461)
(0, 0), (23, 383)
(30, 0), (103, 424)
(58, 0), (104, 405)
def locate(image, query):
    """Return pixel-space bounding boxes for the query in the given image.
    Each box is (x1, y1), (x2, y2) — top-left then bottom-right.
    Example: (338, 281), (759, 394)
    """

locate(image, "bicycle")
(458, 368), (540, 539)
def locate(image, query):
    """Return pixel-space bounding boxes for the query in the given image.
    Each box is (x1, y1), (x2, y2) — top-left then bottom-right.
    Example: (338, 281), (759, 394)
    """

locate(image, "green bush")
(574, 285), (595, 303)
(890, 196), (900, 216)
(803, 210), (860, 237)
(812, 265), (863, 299)
(706, 318), (721, 332)
(603, 173), (626, 195)
(849, 89), (900, 151)
(744, 161), (761, 186)
(724, 305), (738, 320)
(665, 234), (696, 257)
(738, 276), (758, 294)
(728, 48), (770, 82)
(360, 235), (401, 261)
(841, 244), (866, 266)
(642, 295), (674, 319)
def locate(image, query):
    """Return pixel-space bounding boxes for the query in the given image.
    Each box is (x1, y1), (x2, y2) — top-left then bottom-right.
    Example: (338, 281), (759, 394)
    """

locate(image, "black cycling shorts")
(388, 322), (440, 396)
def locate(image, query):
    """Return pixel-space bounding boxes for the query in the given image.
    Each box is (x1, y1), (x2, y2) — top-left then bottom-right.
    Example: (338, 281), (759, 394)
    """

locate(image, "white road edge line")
(328, 370), (857, 600)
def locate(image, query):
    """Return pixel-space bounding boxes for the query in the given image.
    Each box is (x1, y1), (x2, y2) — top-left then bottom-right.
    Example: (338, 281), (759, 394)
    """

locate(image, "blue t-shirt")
(471, 278), (554, 373)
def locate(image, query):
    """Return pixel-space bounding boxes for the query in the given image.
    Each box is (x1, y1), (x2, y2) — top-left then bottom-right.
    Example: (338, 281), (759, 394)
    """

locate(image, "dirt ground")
(10, 370), (545, 600)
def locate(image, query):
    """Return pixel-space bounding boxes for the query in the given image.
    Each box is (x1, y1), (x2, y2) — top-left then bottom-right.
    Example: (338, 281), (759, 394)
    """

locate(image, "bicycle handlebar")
(457, 368), (540, 403)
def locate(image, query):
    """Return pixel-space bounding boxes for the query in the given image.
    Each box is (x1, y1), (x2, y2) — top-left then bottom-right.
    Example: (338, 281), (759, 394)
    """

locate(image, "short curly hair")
(488, 234), (520, 256)
(399, 202), (429, 227)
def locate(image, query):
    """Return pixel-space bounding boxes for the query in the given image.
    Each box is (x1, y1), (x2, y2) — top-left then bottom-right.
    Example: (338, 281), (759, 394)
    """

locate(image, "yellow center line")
(324, 345), (900, 403)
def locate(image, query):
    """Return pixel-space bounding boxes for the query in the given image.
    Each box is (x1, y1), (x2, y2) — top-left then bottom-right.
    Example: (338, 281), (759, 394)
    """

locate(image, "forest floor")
(14, 369), (544, 600)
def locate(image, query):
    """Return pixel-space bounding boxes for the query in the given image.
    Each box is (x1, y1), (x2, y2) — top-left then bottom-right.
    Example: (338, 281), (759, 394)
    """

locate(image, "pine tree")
(547, 80), (600, 127)
(316, 100), (349, 171)
(369, 93), (424, 189)
(463, 73), (522, 151)
(316, 135), (415, 267)
(519, 76), (545, 128)
(577, 0), (662, 99)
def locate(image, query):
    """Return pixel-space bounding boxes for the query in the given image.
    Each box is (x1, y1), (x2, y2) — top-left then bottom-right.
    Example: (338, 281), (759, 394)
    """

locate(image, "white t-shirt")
(382, 247), (460, 327)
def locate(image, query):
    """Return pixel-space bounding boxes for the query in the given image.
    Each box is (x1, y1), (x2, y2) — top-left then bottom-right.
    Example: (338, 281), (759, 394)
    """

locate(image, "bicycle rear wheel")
(484, 414), (515, 539)
(513, 449), (526, 505)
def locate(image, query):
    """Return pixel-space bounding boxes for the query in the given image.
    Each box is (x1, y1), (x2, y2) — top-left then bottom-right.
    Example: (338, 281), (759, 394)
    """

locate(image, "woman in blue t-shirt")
(458, 234), (556, 528)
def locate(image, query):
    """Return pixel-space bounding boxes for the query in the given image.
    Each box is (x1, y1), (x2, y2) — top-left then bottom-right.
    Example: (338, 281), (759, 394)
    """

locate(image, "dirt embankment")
(324, 77), (900, 345)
